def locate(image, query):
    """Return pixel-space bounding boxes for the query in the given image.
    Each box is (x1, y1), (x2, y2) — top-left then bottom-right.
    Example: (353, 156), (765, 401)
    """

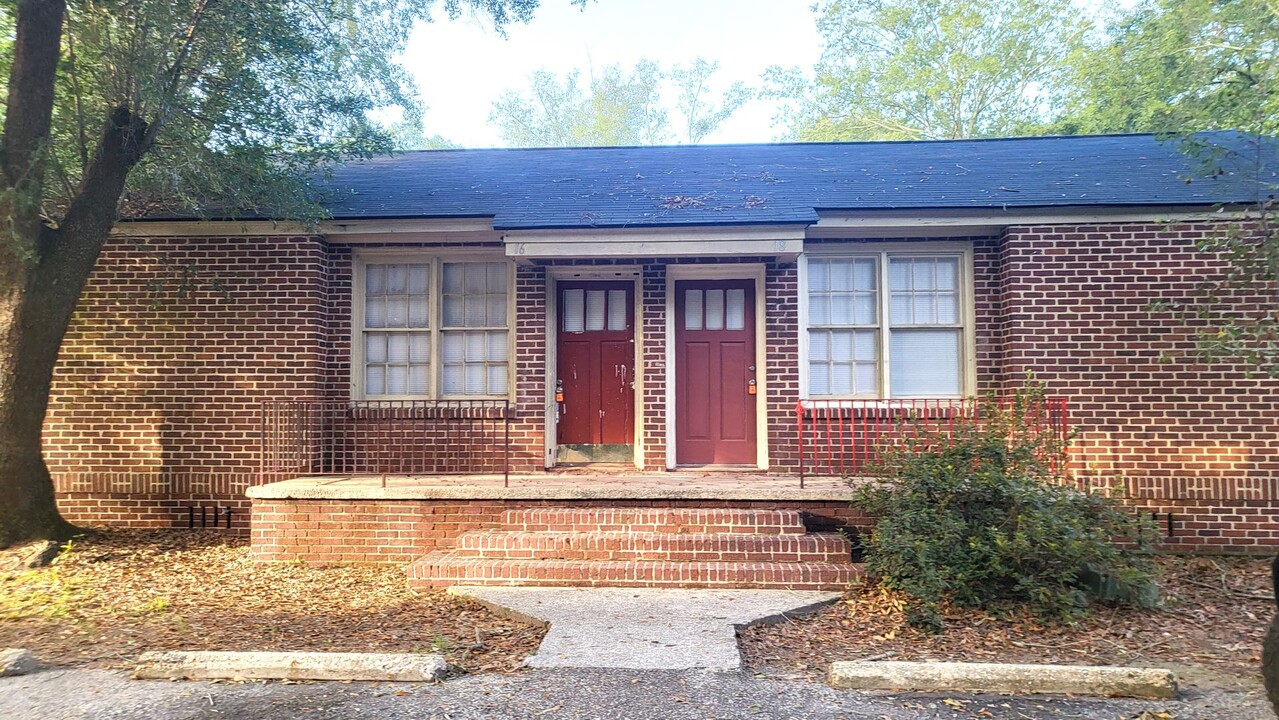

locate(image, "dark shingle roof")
(271, 132), (1279, 229)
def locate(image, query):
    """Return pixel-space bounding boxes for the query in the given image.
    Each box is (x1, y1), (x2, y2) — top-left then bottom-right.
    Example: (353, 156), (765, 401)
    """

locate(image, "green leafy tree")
(671, 58), (753, 144)
(768, 0), (1090, 140)
(1050, 0), (1279, 135)
(0, 0), (563, 547)
(490, 60), (668, 146)
(489, 57), (751, 146)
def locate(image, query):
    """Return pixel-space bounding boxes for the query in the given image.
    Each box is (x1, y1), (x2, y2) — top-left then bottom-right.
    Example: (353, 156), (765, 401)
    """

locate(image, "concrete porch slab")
(247, 473), (852, 502)
(449, 586), (840, 671)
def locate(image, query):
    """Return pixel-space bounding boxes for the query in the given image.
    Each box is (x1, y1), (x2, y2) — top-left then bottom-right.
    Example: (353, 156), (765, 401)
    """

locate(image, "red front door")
(675, 279), (757, 466)
(556, 281), (634, 458)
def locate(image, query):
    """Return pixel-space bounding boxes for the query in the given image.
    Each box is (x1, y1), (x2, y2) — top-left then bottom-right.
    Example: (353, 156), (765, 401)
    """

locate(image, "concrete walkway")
(449, 586), (840, 671)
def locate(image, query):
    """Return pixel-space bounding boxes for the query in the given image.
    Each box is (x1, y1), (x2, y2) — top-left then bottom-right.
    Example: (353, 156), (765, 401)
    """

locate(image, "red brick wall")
(998, 223), (1279, 550)
(47, 225), (1279, 552)
(47, 234), (328, 530)
(250, 498), (871, 564)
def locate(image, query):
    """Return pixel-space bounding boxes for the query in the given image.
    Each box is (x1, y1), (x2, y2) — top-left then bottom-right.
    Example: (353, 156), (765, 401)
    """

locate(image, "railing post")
(503, 400), (511, 488)
(796, 402), (805, 488)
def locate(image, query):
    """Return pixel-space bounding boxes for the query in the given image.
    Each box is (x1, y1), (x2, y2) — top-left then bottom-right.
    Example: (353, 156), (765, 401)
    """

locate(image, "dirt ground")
(740, 554), (1274, 689)
(3, 528), (1273, 690)
(0, 529), (544, 674)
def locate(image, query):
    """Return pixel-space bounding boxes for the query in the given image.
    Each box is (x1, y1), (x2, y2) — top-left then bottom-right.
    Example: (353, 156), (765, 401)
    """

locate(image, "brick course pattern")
(45, 224), (1279, 552)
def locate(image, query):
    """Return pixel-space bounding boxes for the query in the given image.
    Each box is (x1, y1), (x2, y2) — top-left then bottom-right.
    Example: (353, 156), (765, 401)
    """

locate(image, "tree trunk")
(0, 102), (150, 547)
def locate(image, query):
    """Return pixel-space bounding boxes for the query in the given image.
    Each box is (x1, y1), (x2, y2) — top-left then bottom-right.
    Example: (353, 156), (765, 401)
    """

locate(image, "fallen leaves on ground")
(0, 529), (543, 673)
(740, 555), (1274, 686)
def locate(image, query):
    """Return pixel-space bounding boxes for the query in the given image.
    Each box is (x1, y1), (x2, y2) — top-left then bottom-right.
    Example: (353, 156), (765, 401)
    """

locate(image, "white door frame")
(544, 266), (645, 469)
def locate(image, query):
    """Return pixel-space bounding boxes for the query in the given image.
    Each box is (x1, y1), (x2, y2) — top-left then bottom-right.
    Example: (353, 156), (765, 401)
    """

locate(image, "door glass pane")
(684, 289), (703, 330)
(563, 289), (585, 332)
(705, 289), (725, 330)
(726, 289), (746, 330)
(608, 290), (628, 331)
(585, 290), (606, 331)
(891, 329), (960, 396)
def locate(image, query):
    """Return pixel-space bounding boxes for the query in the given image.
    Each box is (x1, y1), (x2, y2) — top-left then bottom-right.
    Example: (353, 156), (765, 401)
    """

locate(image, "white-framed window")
(804, 248), (969, 398)
(353, 253), (512, 399)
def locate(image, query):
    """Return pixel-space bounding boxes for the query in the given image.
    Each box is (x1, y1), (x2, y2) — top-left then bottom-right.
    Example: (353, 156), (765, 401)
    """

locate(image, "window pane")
(890, 294), (911, 325)
(913, 294), (936, 323)
(442, 364), (464, 394)
(936, 258), (958, 289)
(488, 365), (508, 394)
(487, 331), (508, 362)
(366, 265), (386, 295)
(365, 297), (386, 328)
(853, 258), (876, 290)
(854, 293), (876, 324)
(442, 263), (464, 293)
(937, 292), (958, 324)
(385, 296), (408, 328)
(726, 289), (746, 330)
(365, 333), (387, 363)
(809, 363), (828, 395)
(854, 330), (878, 362)
(891, 329), (960, 396)
(442, 295), (464, 325)
(830, 329), (853, 359)
(856, 364), (878, 393)
(829, 260), (854, 291)
(408, 364), (429, 394)
(442, 332), (464, 362)
(912, 260), (933, 289)
(809, 261), (829, 291)
(889, 259), (910, 291)
(465, 364), (485, 394)
(408, 264), (429, 294)
(705, 289), (724, 330)
(388, 334), (410, 362)
(410, 333), (430, 362)
(684, 289), (703, 330)
(608, 290), (628, 331)
(387, 264), (407, 293)
(365, 365), (385, 395)
(465, 295), (487, 326)
(563, 289), (585, 332)
(585, 290), (606, 331)
(486, 294), (507, 325)
(809, 330), (829, 360)
(831, 363), (853, 395)
(829, 293), (854, 324)
(808, 295), (830, 325)
(386, 365), (408, 395)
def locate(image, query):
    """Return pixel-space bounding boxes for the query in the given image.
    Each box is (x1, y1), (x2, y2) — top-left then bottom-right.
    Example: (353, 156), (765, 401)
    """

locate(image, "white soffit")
(503, 225), (808, 261)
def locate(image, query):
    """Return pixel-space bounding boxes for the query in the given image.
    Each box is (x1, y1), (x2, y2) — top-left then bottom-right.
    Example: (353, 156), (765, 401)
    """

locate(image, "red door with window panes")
(556, 282), (634, 459)
(674, 279), (756, 466)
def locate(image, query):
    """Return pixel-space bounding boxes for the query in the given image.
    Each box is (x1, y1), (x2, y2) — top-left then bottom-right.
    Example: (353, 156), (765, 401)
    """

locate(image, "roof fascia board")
(504, 224), (808, 261)
(112, 217), (496, 239)
(808, 205), (1251, 238)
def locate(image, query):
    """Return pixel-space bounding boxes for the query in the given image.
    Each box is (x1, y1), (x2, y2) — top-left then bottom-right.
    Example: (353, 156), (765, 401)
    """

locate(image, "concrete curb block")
(134, 651), (448, 682)
(0, 648), (39, 677)
(829, 660), (1177, 699)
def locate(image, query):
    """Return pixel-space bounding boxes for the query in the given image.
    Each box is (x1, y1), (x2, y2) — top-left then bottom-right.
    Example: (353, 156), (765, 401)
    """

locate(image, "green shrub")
(852, 382), (1158, 631)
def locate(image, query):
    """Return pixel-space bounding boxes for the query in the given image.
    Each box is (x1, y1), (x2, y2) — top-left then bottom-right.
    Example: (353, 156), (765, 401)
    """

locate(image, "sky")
(402, 0), (824, 148)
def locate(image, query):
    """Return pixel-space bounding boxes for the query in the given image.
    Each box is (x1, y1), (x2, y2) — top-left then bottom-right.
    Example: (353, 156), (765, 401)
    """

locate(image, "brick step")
(407, 552), (862, 591)
(454, 530), (852, 563)
(500, 507), (807, 535)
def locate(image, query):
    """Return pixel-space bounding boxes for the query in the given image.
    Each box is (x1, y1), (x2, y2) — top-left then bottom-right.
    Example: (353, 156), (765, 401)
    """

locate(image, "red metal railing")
(260, 399), (513, 486)
(795, 397), (1068, 486)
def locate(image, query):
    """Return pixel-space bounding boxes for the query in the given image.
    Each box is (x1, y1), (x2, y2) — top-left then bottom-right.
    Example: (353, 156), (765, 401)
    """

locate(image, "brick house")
(45, 132), (1279, 588)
